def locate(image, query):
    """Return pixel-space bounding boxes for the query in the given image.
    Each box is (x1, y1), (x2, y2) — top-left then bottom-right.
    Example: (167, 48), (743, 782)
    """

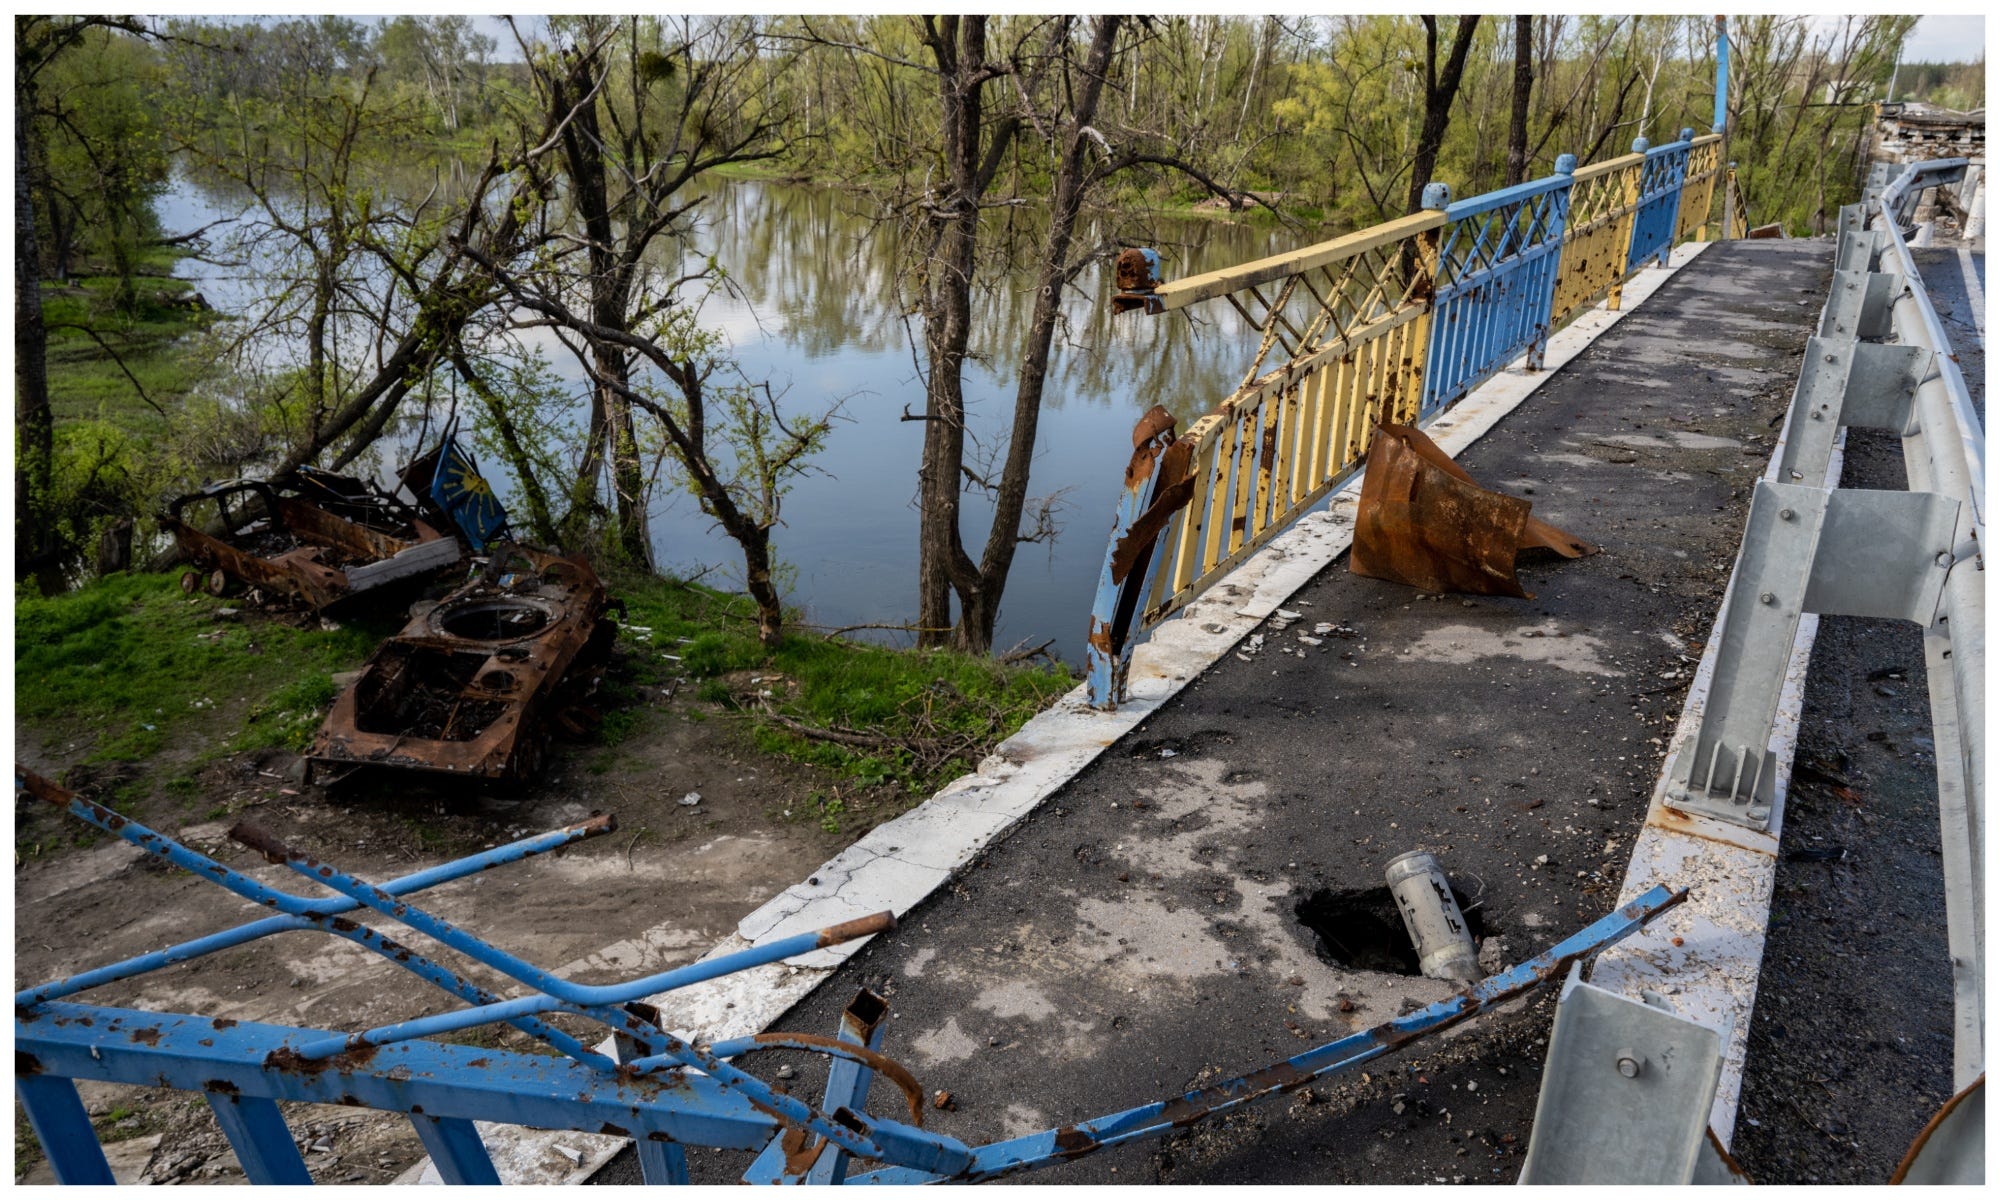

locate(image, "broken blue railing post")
(1084, 406), (1188, 707)
(18, 767), (1687, 1184)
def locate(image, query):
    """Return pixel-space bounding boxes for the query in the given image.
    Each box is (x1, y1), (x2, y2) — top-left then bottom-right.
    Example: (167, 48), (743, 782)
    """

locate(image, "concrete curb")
(405, 243), (1715, 1185)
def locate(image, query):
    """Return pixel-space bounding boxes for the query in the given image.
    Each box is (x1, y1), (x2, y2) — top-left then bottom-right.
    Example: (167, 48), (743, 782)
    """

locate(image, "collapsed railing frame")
(14, 768), (1686, 1185)
(1086, 130), (1723, 707)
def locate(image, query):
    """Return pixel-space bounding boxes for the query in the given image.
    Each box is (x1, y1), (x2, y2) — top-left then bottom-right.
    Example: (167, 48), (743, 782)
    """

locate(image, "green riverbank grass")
(607, 567), (1075, 791)
(16, 566), (1075, 836)
(43, 253), (217, 433)
(14, 573), (388, 779)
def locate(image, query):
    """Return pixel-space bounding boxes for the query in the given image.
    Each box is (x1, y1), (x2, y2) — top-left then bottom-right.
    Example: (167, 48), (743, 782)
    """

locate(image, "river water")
(159, 173), (1310, 662)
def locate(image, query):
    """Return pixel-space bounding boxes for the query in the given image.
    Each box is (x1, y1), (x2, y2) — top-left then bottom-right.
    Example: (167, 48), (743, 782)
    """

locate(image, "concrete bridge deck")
(593, 237), (1960, 1185)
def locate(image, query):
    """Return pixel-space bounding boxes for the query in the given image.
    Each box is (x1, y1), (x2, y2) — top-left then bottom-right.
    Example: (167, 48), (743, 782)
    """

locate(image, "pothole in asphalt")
(1295, 885), (1486, 976)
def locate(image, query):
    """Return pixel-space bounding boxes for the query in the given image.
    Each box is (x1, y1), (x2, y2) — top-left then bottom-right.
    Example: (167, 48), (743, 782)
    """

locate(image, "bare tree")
(1405, 15), (1482, 214)
(1505, 16), (1534, 186)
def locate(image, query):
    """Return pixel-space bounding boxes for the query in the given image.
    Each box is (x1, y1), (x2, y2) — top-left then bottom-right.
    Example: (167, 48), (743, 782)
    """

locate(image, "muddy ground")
(13, 643), (917, 1184)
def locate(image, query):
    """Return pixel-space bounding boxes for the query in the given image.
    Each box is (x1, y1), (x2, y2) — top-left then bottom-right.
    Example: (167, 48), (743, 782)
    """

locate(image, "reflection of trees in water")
(177, 160), (1358, 463)
(685, 179), (1316, 426)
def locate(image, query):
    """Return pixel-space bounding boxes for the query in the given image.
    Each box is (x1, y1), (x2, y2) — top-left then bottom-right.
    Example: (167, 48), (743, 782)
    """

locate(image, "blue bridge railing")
(15, 768), (1685, 1184)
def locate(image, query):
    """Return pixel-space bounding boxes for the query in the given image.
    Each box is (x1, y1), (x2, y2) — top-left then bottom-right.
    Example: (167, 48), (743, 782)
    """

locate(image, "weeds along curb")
(402, 241), (1716, 1185)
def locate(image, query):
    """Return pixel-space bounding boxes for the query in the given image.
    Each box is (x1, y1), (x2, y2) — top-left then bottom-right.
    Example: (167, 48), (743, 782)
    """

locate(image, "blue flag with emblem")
(430, 431), (508, 552)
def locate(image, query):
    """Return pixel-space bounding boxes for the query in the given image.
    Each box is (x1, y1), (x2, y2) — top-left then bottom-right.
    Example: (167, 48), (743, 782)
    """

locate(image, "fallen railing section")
(15, 767), (1686, 1186)
(1088, 130), (1723, 707)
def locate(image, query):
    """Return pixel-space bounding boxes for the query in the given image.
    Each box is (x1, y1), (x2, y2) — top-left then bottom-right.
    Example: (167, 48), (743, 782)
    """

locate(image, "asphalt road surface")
(591, 238), (1961, 1186)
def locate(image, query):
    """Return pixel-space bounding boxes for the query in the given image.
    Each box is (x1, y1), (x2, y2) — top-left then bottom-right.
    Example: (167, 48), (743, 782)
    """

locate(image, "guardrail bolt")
(1615, 1049), (1644, 1078)
(1759, 592), (1776, 605)
(1935, 550), (1952, 567)
(1779, 508), (1795, 521)
(1747, 805), (1770, 822)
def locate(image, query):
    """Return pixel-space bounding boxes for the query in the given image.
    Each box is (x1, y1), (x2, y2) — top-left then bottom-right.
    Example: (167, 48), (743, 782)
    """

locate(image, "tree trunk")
(1505, 16), (1534, 187)
(556, 44), (653, 569)
(15, 93), (58, 580)
(914, 15), (993, 649)
(963, 15), (1122, 655)
(1405, 16), (1482, 215)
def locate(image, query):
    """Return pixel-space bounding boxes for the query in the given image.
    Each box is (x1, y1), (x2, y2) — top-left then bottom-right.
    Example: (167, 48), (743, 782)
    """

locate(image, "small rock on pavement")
(553, 1145), (584, 1167)
(679, 791), (702, 807)
(776, 1065), (795, 1079)
(933, 1090), (956, 1111)
(1477, 937), (1509, 975)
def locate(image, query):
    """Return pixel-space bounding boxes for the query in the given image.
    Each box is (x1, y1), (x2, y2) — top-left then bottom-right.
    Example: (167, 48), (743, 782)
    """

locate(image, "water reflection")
(163, 170), (1313, 661)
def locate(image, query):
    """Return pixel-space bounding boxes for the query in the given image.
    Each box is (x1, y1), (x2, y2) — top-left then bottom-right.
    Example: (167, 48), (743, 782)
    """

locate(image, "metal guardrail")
(1521, 156), (1985, 1184)
(13, 768), (1687, 1185)
(1088, 131), (1724, 706)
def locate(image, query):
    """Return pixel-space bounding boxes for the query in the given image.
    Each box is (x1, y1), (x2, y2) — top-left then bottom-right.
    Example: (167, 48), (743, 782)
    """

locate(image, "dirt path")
(14, 652), (915, 1183)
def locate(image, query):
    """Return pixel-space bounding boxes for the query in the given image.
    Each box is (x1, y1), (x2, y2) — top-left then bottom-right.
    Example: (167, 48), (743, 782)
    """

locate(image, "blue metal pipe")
(15, 813), (611, 1006)
(850, 884), (1686, 1184)
(290, 913), (891, 1059)
(1714, 17), (1729, 134)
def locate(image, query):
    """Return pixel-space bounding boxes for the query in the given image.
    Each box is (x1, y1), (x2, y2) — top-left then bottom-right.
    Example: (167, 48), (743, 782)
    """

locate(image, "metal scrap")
(1349, 421), (1595, 598)
(161, 470), (462, 613)
(161, 435), (507, 614)
(307, 543), (616, 785)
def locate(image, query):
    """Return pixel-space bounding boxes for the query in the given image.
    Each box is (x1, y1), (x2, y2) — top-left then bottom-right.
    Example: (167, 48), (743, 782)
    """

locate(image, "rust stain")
(780, 1126), (823, 1176)
(747, 1030), (927, 1126)
(129, 1027), (163, 1046)
(1052, 1125), (1096, 1159)
(1650, 801), (1779, 856)
(1108, 438), (1196, 586)
(815, 911), (896, 948)
(203, 1080), (241, 1097)
(264, 1041), (379, 1076)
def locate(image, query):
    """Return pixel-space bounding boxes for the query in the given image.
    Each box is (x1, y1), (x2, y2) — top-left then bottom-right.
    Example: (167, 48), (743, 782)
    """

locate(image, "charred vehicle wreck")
(306, 543), (618, 786)
(161, 434), (506, 614)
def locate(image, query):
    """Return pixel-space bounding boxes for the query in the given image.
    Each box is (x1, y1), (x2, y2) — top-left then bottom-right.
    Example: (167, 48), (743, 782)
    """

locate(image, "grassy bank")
(603, 566), (1075, 792)
(42, 251), (217, 432)
(15, 566), (1074, 840)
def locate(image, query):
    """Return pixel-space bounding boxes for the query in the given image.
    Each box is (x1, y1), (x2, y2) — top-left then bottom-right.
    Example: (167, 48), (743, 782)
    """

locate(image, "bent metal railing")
(1088, 130), (1723, 706)
(15, 768), (1685, 1185)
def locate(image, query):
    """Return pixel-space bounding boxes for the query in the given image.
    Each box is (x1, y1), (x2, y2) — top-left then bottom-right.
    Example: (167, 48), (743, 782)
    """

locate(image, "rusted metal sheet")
(1110, 248), (1164, 314)
(308, 543), (616, 784)
(162, 472), (463, 613)
(1350, 422), (1594, 598)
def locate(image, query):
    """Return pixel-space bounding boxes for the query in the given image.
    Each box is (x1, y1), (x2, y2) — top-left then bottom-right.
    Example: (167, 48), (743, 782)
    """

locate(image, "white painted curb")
(405, 244), (1715, 1185)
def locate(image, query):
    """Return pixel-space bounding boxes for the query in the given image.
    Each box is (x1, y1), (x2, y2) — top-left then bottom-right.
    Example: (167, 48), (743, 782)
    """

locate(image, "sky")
(1894, 14), (1986, 63)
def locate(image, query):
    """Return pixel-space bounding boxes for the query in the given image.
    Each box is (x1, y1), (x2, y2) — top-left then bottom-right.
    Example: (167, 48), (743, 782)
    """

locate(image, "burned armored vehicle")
(305, 543), (617, 785)
(161, 434), (507, 614)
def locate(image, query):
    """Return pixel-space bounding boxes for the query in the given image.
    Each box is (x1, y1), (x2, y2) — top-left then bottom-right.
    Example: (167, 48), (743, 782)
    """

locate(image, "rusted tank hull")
(307, 545), (615, 785)
(1350, 422), (1595, 597)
